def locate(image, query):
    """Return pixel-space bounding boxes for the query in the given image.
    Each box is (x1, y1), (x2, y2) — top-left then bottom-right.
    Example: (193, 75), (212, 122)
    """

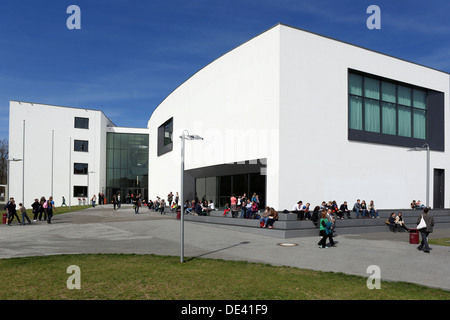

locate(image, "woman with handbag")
(416, 207), (434, 253)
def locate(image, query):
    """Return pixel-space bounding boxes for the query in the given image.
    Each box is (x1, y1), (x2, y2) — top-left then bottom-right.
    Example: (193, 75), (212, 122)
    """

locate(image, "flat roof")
(10, 100), (117, 127)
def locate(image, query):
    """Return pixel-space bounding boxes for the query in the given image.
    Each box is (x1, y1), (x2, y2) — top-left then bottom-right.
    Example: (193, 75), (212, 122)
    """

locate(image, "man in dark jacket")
(416, 207), (435, 253)
(6, 197), (21, 225)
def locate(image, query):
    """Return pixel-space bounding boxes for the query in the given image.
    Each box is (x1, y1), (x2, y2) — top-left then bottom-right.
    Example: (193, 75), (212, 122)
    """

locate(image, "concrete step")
(160, 208), (450, 239)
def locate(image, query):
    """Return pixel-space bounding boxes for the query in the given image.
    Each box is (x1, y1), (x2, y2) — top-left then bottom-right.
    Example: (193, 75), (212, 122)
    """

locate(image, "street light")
(87, 171), (95, 205)
(6, 158), (23, 201)
(407, 143), (430, 207)
(180, 130), (204, 263)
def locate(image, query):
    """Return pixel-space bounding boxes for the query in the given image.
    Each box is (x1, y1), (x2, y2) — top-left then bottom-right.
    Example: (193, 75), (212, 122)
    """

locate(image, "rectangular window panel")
(348, 73), (363, 96)
(164, 121), (173, 146)
(158, 118), (173, 156)
(364, 77), (380, 100)
(398, 106), (411, 137)
(382, 102), (396, 135)
(364, 99), (380, 133)
(413, 109), (426, 139)
(74, 117), (89, 129)
(73, 186), (88, 197)
(349, 96), (363, 130)
(74, 140), (89, 152)
(413, 89), (427, 110)
(349, 70), (432, 145)
(398, 86), (412, 106)
(382, 81), (396, 103)
(74, 163), (88, 175)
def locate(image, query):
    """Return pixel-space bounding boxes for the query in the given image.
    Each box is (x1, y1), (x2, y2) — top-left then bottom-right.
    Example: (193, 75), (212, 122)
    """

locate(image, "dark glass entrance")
(106, 132), (149, 204)
(187, 159), (267, 209)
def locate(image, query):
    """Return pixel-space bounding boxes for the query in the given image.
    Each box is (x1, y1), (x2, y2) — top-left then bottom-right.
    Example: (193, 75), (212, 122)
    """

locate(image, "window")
(164, 121), (173, 146)
(73, 186), (88, 197)
(157, 118), (173, 156)
(348, 70), (428, 139)
(74, 163), (88, 175)
(74, 140), (89, 152)
(74, 117), (89, 129)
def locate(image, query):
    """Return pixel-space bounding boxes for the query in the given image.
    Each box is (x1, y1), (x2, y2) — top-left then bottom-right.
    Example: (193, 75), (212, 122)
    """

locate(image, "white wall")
(278, 25), (450, 209)
(148, 25), (282, 206)
(148, 24), (450, 210)
(8, 101), (112, 207)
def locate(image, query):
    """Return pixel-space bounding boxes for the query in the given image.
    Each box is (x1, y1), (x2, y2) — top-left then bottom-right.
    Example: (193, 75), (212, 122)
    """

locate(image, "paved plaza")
(1, 204), (449, 291)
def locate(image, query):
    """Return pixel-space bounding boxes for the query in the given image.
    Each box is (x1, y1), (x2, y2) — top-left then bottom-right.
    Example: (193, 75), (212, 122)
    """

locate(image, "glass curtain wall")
(106, 133), (149, 203)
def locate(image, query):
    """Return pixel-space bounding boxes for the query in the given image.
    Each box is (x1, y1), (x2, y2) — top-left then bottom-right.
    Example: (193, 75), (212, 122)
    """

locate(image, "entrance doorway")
(107, 188), (148, 205)
(433, 169), (445, 209)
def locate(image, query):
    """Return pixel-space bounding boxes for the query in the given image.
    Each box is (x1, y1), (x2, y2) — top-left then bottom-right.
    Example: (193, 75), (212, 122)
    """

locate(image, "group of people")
(259, 206), (279, 229)
(225, 193), (261, 219)
(386, 212), (410, 232)
(410, 200), (425, 210)
(388, 207), (435, 253)
(184, 199), (216, 216)
(289, 199), (379, 222)
(317, 208), (337, 249)
(4, 196), (56, 225)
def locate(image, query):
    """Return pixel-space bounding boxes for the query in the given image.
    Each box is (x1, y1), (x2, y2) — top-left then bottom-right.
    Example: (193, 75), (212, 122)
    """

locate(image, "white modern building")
(8, 101), (149, 207)
(8, 23), (450, 210)
(147, 23), (449, 210)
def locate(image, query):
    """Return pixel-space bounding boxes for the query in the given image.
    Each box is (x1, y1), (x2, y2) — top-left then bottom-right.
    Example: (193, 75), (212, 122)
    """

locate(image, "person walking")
(19, 203), (32, 225)
(39, 196), (46, 221)
(6, 197), (21, 225)
(416, 207), (434, 253)
(318, 210), (329, 248)
(113, 194), (117, 210)
(46, 196), (56, 224)
(31, 198), (40, 222)
(61, 196), (67, 207)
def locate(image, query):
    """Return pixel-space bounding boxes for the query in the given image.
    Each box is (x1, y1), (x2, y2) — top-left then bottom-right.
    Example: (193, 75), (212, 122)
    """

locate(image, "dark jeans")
(318, 230), (335, 248)
(418, 230), (431, 252)
(39, 209), (47, 221)
(8, 211), (21, 224)
(47, 209), (53, 223)
(22, 212), (31, 225)
(318, 230), (328, 248)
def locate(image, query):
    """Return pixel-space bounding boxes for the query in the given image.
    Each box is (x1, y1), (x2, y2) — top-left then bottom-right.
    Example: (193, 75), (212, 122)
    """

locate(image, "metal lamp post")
(407, 143), (430, 207)
(87, 171), (95, 205)
(180, 130), (203, 263)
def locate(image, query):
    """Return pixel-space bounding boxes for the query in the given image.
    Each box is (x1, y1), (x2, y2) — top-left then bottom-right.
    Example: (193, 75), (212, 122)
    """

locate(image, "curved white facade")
(148, 24), (450, 210)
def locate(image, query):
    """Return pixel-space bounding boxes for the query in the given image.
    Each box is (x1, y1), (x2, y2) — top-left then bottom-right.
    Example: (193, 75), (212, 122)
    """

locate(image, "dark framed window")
(73, 186), (88, 197)
(74, 117), (89, 129)
(157, 118), (173, 156)
(74, 140), (89, 152)
(348, 69), (444, 151)
(349, 71), (427, 139)
(74, 163), (88, 175)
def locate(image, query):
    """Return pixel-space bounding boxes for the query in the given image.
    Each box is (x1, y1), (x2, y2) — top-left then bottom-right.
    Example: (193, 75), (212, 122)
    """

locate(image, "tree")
(0, 138), (8, 184)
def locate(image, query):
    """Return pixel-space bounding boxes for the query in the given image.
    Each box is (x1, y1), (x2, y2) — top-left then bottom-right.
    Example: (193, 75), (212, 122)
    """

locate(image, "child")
(19, 203), (32, 225)
(223, 203), (230, 216)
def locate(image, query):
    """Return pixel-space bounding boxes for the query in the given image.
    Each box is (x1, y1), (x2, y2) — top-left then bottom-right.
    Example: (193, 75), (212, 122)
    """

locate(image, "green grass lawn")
(429, 237), (450, 247)
(0, 254), (449, 300)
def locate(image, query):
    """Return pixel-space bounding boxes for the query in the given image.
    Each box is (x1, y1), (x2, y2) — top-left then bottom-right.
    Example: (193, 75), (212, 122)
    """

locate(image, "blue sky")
(1, 0), (449, 141)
